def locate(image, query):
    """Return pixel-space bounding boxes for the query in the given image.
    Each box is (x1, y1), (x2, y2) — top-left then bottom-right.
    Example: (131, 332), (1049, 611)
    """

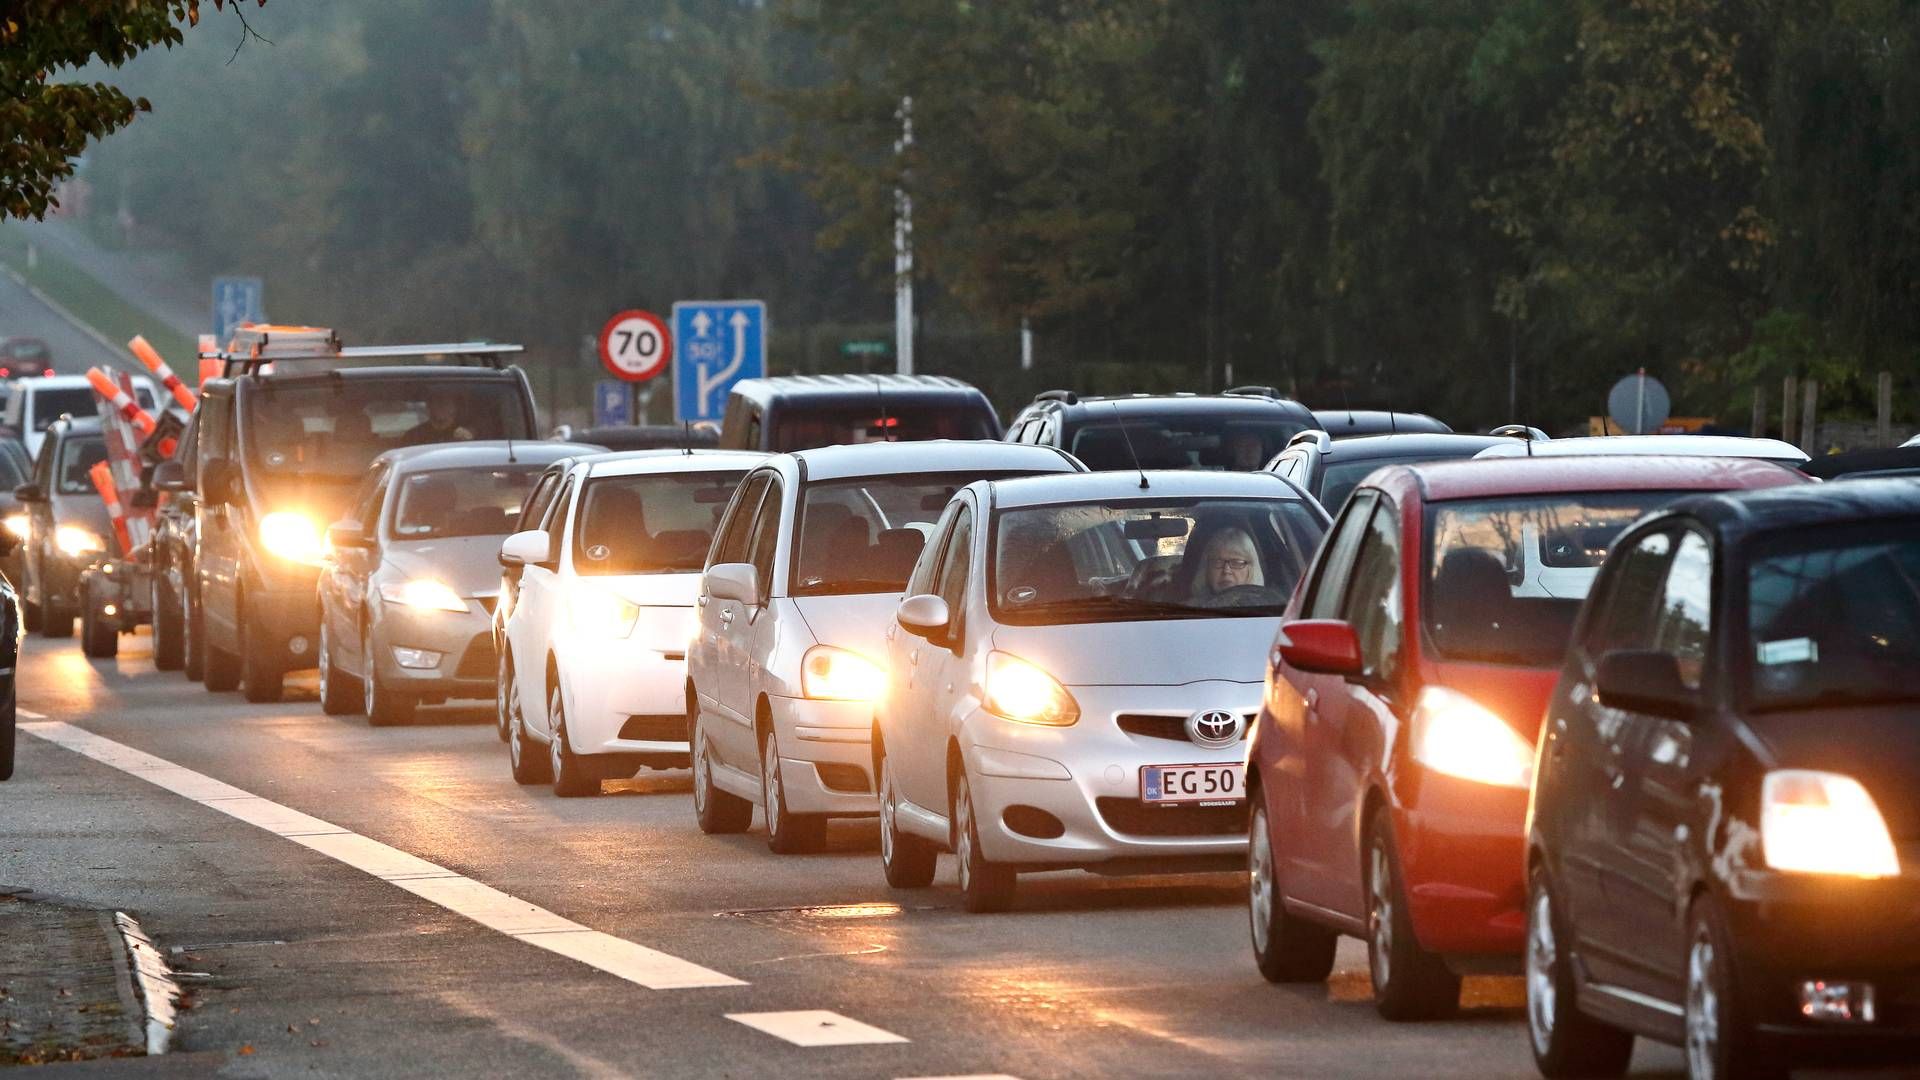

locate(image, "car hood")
(990, 618), (1277, 687)
(1429, 660), (1562, 741)
(1744, 705), (1920, 841)
(52, 493), (111, 536)
(384, 536), (517, 599)
(790, 593), (902, 655)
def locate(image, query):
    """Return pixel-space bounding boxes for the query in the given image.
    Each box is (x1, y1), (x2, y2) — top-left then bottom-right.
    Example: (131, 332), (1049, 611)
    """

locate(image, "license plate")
(1140, 763), (1245, 805)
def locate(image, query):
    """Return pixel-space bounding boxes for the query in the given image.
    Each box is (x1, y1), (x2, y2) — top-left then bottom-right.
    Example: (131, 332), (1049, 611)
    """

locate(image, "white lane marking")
(19, 708), (46, 719)
(21, 721), (744, 991)
(727, 1010), (910, 1047)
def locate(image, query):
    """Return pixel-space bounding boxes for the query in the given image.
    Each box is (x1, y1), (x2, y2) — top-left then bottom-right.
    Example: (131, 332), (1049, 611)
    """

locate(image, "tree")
(1, 0), (265, 219)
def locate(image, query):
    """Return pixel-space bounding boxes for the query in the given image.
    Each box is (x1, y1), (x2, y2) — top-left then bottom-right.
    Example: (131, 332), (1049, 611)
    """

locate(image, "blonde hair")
(1191, 527), (1264, 601)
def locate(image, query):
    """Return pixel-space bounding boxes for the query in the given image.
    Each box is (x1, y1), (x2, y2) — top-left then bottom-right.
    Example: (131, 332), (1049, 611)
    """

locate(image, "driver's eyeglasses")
(1210, 557), (1252, 572)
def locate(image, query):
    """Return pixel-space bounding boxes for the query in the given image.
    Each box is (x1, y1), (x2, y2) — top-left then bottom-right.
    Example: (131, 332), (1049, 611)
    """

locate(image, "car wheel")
(317, 619), (361, 716)
(548, 682), (599, 798)
(151, 573), (183, 671)
(22, 595), (41, 634)
(1685, 896), (1782, 1080)
(878, 747), (936, 888)
(762, 727), (826, 854)
(691, 706), (751, 834)
(238, 596), (284, 704)
(1527, 869), (1633, 1077)
(80, 592), (116, 659)
(507, 675), (553, 785)
(182, 587), (205, 682)
(1365, 814), (1460, 1020)
(1249, 801), (1337, 983)
(953, 768), (1016, 913)
(202, 601), (240, 692)
(494, 651), (513, 742)
(363, 637), (415, 727)
(0, 683), (15, 782)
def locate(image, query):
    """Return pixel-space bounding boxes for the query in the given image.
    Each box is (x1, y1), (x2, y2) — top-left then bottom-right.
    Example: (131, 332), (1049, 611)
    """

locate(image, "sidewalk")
(7, 219), (206, 343)
(0, 889), (146, 1065)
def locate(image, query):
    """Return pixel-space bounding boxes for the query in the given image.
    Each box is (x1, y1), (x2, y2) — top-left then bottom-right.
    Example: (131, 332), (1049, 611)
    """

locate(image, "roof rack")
(1489, 423), (1550, 442)
(1222, 385), (1285, 399)
(210, 324), (524, 376)
(1033, 389), (1079, 405)
(1288, 429), (1333, 452)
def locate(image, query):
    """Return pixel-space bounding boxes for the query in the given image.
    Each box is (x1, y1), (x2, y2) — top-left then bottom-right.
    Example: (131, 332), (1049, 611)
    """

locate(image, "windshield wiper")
(1010, 595), (1228, 619)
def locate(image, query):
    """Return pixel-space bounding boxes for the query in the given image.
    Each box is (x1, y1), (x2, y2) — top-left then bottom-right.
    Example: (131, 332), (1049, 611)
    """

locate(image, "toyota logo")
(1185, 709), (1244, 748)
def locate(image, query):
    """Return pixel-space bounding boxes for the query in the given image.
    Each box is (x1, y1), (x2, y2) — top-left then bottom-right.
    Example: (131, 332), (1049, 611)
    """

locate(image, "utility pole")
(1020, 317), (1033, 372)
(894, 96), (915, 377)
(1879, 372), (1893, 447)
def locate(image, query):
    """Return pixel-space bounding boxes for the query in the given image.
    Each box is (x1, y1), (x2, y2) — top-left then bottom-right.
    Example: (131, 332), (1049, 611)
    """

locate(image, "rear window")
(241, 379), (531, 479)
(55, 434), (108, 494)
(770, 403), (997, 452)
(1069, 416), (1308, 472)
(571, 471), (747, 575)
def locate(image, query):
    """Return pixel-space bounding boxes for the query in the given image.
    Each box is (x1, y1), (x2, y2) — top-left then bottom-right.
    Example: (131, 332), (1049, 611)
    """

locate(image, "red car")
(1245, 455), (1808, 1020)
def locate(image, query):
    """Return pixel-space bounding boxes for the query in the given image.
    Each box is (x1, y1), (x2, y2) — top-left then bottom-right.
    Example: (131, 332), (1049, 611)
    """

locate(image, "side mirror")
(499, 529), (552, 569)
(896, 594), (952, 640)
(12, 483), (43, 503)
(1274, 619), (1363, 677)
(328, 521), (372, 551)
(152, 460), (187, 493)
(1594, 650), (1697, 720)
(705, 562), (760, 607)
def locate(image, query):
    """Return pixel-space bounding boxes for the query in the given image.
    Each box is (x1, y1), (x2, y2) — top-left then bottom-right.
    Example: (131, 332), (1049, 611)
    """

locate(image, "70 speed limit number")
(598, 309), (672, 383)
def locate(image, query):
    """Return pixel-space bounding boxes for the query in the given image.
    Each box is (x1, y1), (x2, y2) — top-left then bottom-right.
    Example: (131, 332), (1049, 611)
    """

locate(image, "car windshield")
(1069, 417), (1308, 472)
(571, 470), (747, 575)
(1319, 451), (1478, 511)
(792, 472), (1012, 595)
(1747, 524), (1920, 711)
(56, 434), (108, 495)
(241, 380), (530, 479)
(390, 465), (546, 541)
(1425, 491), (1684, 667)
(30, 388), (98, 431)
(770, 404), (996, 451)
(990, 497), (1326, 624)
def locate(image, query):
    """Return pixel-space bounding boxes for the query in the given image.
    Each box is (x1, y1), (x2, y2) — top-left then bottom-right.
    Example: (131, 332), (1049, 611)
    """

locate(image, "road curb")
(0, 261), (127, 359)
(111, 912), (179, 1056)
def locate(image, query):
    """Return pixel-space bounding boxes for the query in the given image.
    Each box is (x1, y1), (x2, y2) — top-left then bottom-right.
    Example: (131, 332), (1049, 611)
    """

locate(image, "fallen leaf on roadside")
(238, 1044), (255, 1056)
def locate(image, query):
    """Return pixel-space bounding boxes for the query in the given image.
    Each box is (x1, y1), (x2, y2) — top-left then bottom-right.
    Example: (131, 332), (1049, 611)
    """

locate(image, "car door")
(695, 471), (770, 747)
(1274, 489), (1376, 906)
(725, 474), (786, 780)
(885, 501), (960, 812)
(496, 467), (561, 633)
(22, 426), (58, 605)
(915, 502), (976, 806)
(508, 472), (575, 736)
(333, 466), (391, 678)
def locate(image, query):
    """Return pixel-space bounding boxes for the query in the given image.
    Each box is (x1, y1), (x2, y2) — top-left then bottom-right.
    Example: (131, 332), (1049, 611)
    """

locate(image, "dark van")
(716, 374), (1002, 453)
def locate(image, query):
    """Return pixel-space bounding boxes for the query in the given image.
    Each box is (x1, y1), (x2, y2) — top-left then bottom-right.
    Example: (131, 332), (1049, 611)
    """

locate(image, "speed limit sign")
(597, 309), (672, 382)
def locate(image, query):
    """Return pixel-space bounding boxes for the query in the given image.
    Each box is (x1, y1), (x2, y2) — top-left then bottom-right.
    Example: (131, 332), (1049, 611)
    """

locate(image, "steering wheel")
(1125, 555), (1180, 599)
(1207, 584), (1288, 609)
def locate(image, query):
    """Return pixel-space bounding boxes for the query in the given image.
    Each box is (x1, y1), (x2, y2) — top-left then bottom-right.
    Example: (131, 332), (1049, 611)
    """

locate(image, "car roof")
(235, 365), (523, 388)
(1034, 394), (1311, 420)
(1475, 434), (1810, 463)
(1657, 476), (1920, 542)
(1800, 445), (1920, 480)
(375, 440), (584, 473)
(981, 468), (1306, 510)
(784, 440), (1082, 481)
(17, 373), (154, 391)
(583, 449), (769, 478)
(1310, 409), (1451, 436)
(727, 373), (986, 405)
(1385, 455), (1808, 502)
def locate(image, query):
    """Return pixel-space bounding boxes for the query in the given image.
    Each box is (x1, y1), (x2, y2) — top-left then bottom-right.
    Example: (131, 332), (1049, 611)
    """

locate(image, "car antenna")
(683, 419), (693, 455)
(506, 434), (517, 464)
(874, 375), (893, 442)
(1112, 402), (1149, 489)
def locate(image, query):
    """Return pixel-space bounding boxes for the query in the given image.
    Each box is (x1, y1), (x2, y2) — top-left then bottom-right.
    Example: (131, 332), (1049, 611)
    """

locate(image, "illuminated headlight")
(983, 651), (1079, 727)
(1410, 686), (1534, 789)
(1762, 770), (1900, 878)
(570, 590), (640, 638)
(3, 513), (28, 540)
(379, 579), (468, 614)
(54, 524), (105, 558)
(801, 645), (886, 701)
(259, 511), (327, 564)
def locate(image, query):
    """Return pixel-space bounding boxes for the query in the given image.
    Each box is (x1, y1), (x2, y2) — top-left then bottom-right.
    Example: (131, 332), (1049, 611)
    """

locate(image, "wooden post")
(1800, 380), (1819, 453)
(1781, 375), (1799, 446)
(1750, 385), (1766, 438)
(1879, 371), (1894, 447)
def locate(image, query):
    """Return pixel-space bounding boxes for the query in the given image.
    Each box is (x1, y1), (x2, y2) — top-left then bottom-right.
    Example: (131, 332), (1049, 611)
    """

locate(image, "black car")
(715, 374), (1000, 452)
(1310, 408), (1450, 438)
(1802, 445), (1920, 482)
(1005, 388), (1315, 471)
(1525, 478), (1920, 1080)
(1265, 430), (1510, 511)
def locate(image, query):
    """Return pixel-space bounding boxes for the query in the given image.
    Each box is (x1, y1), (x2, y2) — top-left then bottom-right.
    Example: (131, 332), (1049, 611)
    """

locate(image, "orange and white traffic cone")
(85, 367), (158, 439)
(128, 336), (198, 412)
(89, 462), (133, 557)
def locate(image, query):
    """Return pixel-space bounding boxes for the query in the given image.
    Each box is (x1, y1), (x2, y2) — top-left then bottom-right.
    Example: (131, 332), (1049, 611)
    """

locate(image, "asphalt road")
(0, 630), (1700, 1079)
(0, 257), (131, 378)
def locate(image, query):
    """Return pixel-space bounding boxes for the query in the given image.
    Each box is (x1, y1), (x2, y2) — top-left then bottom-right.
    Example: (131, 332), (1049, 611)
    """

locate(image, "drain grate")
(167, 939), (287, 955)
(714, 903), (905, 921)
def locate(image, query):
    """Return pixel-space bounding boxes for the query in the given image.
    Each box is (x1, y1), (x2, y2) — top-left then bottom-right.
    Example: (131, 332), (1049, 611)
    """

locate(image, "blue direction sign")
(593, 379), (633, 428)
(211, 276), (264, 344)
(673, 300), (765, 423)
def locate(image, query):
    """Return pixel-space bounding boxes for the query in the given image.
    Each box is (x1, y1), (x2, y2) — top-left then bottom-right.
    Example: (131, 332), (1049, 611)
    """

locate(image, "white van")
(3, 374), (158, 459)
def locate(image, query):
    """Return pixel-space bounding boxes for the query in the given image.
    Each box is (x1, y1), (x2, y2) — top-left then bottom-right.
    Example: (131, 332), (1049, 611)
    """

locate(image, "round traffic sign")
(1606, 371), (1671, 435)
(598, 309), (671, 383)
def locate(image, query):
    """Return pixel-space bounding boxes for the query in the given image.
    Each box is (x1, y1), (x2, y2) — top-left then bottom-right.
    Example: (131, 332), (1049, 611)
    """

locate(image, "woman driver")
(1189, 526), (1264, 604)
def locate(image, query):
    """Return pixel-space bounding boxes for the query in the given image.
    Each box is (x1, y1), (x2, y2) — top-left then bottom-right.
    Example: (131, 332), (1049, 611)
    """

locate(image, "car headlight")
(1762, 770), (1901, 879)
(4, 513), (28, 540)
(570, 590), (640, 638)
(983, 651), (1079, 726)
(801, 645), (886, 701)
(1410, 686), (1534, 789)
(379, 579), (469, 614)
(54, 524), (105, 558)
(259, 510), (327, 565)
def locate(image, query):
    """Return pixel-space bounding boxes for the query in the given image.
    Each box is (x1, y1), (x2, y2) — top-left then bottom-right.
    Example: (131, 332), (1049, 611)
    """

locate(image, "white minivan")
(4, 374), (158, 459)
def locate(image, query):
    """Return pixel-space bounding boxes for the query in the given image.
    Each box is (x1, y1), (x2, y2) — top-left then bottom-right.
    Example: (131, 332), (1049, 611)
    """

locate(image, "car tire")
(238, 597), (284, 704)
(151, 574), (184, 672)
(80, 595), (116, 659)
(507, 675), (553, 785)
(1365, 814), (1460, 1020)
(203, 628), (240, 692)
(762, 728), (826, 854)
(1685, 896), (1783, 1080)
(42, 599), (74, 639)
(691, 706), (751, 834)
(317, 619), (361, 716)
(953, 768), (1016, 913)
(548, 683), (599, 798)
(22, 596), (41, 634)
(363, 648), (415, 727)
(494, 650), (513, 743)
(1249, 801), (1337, 983)
(183, 588), (205, 682)
(878, 746), (936, 888)
(1527, 869), (1633, 1077)
(0, 683), (15, 782)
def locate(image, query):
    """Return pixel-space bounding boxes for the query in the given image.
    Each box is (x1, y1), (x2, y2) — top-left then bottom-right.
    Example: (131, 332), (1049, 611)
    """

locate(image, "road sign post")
(211, 276), (264, 344)
(673, 301), (765, 424)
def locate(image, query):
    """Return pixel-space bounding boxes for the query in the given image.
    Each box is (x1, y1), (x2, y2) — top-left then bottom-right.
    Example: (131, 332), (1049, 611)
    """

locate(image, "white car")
(4, 374), (158, 459)
(687, 441), (1083, 853)
(1473, 434), (1809, 466)
(874, 470), (1330, 911)
(498, 450), (766, 796)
